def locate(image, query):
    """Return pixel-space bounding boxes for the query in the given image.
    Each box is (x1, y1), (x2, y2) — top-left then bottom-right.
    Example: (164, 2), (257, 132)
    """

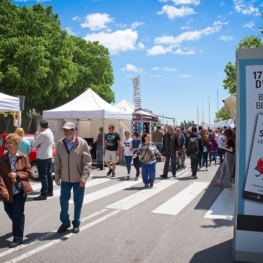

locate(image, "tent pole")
(150, 121), (152, 141)
(103, 118), (105, 170)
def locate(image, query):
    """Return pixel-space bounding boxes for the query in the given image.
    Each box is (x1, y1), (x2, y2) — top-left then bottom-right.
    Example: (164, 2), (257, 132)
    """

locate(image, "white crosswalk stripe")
(152, 181), (210, 215)
(30, 177), (111, 198)
(71, 179), (142, 205)
(107, 171), (190, 210)
(204, 185), (235, 220)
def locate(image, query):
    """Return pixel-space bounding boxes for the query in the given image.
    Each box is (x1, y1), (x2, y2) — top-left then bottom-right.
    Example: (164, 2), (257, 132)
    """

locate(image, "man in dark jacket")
(161, 125), (179, 178)
(185, 126), (203, 179)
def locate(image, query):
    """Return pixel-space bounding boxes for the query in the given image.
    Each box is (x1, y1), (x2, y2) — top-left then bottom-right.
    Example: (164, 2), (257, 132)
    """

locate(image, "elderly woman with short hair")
(0, 133), (33, 248)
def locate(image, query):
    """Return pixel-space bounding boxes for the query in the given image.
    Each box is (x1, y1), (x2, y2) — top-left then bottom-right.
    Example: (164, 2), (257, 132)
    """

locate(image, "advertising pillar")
(234, 48), (263, 262)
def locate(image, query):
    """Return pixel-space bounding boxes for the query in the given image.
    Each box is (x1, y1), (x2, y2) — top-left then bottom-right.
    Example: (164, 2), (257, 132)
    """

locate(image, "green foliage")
(216, 107), (230, 120)
(0, 2), (114, 112)
(180, 120), (195, 127)
(223, 36), (263, 95)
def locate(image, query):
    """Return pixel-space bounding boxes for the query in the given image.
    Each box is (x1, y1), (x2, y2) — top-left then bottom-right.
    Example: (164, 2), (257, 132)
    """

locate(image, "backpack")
(188, 137), (199, 154)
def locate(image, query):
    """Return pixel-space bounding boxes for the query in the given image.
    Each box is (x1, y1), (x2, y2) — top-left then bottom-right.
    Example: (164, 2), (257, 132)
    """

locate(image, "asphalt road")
(0, 157), (237, 263)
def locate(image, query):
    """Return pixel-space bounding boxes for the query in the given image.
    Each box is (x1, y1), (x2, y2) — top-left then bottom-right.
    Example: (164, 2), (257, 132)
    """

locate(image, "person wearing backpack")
(185, 126), (203, 179)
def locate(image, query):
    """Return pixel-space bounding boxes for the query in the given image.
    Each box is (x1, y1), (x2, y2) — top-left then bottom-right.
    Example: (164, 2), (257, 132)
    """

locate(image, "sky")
(12, 0), (263, 125)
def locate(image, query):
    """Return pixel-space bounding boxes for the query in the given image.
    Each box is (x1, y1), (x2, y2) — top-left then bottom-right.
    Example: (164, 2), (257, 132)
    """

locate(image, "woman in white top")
(122, 131), (133, 179)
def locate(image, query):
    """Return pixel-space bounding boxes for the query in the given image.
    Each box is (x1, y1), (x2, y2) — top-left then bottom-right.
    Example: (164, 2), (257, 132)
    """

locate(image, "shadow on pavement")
(200, 218), (233, 229)
(0, 232), (13, 248)
(189, 239), (234, 263)
(194, 167), (225, 211)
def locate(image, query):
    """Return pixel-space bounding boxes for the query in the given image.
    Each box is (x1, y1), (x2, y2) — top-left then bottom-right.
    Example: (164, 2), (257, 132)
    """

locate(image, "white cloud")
(172, 0), (200, 5)
(81, 13), (113, 31)
(116, 23), (127, 28)
(152, 67), (178, 72)
(157, 5), (195, 19)
(219, 35), (234, 41)
(155, 21), (227, 45)
(131, 21), (144, 29)
(84, 29), (138, 54)
(150, 75), (163, 78)
(181, 25), (190, 30)
(242, 21), (254, 28)
(174, 48), (195, 55)
(178, 74), (192, 78)
(146, 45), (173, 55)
(138, 42), (145, 49)
(234, 0), (260, 16)
(65, 27), (75, 35)
(121, 64), (143, 73)
(158, 0), (168, 2)
(72, 16), (81, 21)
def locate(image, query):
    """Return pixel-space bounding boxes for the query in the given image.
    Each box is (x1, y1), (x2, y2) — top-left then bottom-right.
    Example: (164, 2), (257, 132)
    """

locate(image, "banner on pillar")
(132, 76), (141, 111)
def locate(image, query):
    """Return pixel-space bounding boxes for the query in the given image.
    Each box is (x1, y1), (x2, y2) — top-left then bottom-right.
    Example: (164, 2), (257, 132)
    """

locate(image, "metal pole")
(208, 96), (210, 125)
(202, 101), (204, 123)
(217, 89), (219, 114)
(197, 106), (199, 125)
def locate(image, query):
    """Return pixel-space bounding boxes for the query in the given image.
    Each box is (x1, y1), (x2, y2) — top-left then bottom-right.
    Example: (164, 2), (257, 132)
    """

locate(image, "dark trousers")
(190, 152), (199, 176)
(4, 191), (27, 243)
(202, 152), (208, 168)
(217, 148), (225, 164)
(198, 151), (203, 167)
(133, 156), (140, 177)
(37, 158), (53, 197)
(163, 151), (176, 176)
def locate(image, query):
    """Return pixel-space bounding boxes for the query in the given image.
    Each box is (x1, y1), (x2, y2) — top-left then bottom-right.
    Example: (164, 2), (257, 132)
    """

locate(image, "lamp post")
(208, 96), (210, 125)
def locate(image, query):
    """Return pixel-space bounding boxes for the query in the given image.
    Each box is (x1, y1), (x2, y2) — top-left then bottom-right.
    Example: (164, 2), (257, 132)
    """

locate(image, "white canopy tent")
(223, 94), (236, 122)
(114, 99), (158, 122)
(42, 89), (132, 143)
(0, 92), (20, 112)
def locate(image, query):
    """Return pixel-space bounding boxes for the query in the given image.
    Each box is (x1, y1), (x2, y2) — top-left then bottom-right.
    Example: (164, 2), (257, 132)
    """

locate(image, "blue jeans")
(141, 162), (156, 185)
(37, 158), (53, 196)
(163, 151), (176, 176)
(202, 152), (208, 168)
(124, 155), (132, 174)
(4, 191), (27, 242)
(209, 152), (217, 164)
(217, 148), (225, 164)
(60, 181), (85, 227)
(97, 145), (103, 163)
(155, 143), (163, 155)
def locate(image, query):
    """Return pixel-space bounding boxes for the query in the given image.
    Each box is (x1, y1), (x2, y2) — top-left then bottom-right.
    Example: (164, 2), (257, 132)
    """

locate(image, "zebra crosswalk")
(28, 169), (235, 219)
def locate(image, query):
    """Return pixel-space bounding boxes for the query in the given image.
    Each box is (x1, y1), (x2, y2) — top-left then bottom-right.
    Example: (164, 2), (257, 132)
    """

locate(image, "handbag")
(140, 144), (150, 162)
(12, 177), (23, 192)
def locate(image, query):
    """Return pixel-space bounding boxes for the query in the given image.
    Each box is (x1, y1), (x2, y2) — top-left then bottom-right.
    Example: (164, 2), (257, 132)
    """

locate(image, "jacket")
(55, 137), (92, 183)
(136, 142), (162, 164)
(153, 129), (164, 143)
(0, 151), (33, 203)
(185, 132), (203, 155)
(163, 132), (179, 153)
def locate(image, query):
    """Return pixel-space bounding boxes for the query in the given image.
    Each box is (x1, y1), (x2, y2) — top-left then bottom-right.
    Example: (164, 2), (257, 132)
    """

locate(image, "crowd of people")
(0, 119), (236, 249)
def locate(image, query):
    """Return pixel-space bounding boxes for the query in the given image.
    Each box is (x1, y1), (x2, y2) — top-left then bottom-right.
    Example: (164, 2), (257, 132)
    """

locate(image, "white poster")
(132, 76), (141, 111)
(244, 113), (263, 204)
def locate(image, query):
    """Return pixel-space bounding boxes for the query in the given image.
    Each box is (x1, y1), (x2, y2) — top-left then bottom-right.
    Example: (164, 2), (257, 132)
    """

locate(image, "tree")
(180, 120), (195, 128)
(223, 36), (263, 95)
(216, 107), (230, 120)
(0, 1), (114, 113)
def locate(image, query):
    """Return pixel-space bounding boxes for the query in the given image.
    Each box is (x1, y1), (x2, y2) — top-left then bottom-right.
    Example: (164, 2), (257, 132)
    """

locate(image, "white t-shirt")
(32, 128), (54, 159)
(122, 138), (133, 156)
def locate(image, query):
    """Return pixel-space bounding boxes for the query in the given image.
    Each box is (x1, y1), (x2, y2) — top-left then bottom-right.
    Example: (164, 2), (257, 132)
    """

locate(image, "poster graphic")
(243, 114), (263, 203)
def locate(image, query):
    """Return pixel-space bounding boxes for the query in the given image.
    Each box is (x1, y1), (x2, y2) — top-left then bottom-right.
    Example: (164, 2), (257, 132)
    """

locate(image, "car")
(0, 133), (56, 181)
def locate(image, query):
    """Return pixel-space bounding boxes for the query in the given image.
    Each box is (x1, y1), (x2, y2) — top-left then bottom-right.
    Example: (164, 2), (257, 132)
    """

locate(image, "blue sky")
(12, 0), (263, 125)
